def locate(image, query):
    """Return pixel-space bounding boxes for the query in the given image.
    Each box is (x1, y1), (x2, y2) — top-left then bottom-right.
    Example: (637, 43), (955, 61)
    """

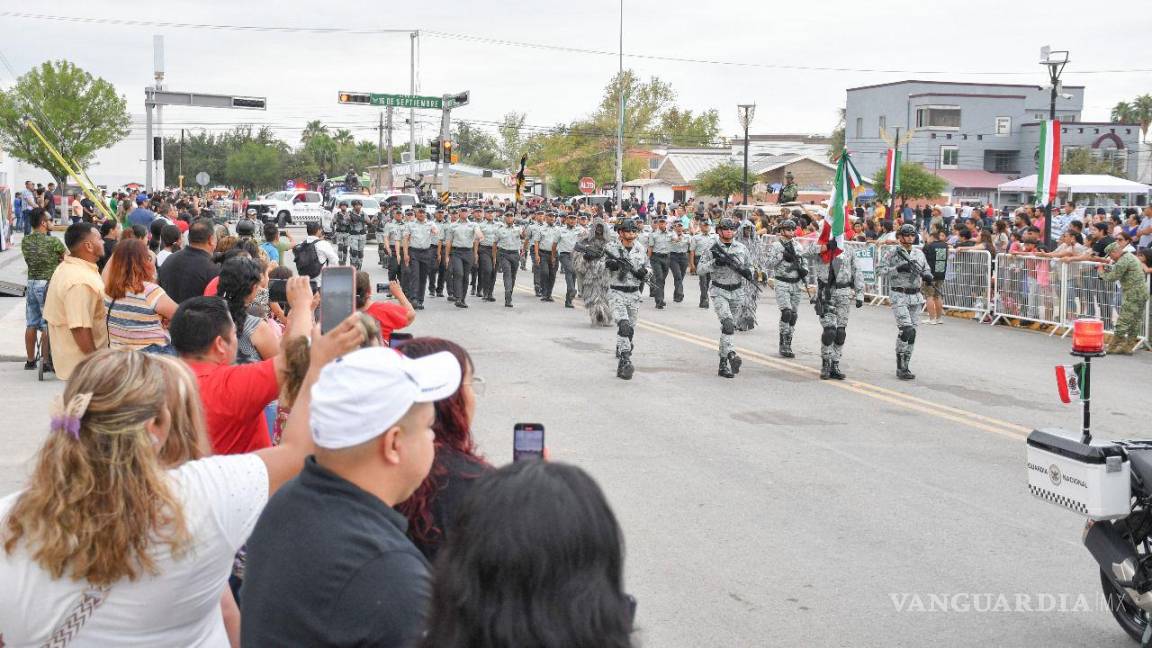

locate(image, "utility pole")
(385, 106), (394, 191)
(737, 104), (755, 205)
(376, 111), (384, 193)
(409, 31), (417, 168)
(439, 107), (452, 195)
(179, 128), (184, 189)
(1040, 46), (1069, 252)
(890, 126), (901, 217)
(614, 0), (624, 207)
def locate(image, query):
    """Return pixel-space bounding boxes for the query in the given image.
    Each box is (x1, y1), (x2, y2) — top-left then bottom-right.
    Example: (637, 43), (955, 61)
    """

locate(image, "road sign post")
(579, 177), (597, 195)
(195, 171), (210, 187)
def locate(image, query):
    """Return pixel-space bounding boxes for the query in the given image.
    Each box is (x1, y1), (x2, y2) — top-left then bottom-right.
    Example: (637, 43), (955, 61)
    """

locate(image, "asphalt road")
(1, 236), (1149, 647)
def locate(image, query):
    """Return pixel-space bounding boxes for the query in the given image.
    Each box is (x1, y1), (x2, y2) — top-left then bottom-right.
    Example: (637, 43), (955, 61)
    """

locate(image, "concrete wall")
(759, 159), (836, 190)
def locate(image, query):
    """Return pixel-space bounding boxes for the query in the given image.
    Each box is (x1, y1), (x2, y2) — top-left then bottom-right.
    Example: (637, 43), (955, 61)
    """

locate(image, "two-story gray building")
(845, 80), (1143, 184)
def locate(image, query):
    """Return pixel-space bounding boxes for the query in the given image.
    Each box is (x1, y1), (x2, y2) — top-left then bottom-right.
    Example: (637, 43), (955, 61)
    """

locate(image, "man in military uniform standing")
(446, 211), (483, 309)
(526, 211), (544, 296)
(778, 171), (799, 204)
(880, 223), (933, 379)
(535, 212), (561, 302)
(804, 238), (864, 380)
(647, 217), (673, 309)
(555, 211), (584, 308)
(476, 207), (500, 302)
(764, 218), (808, 358)
(697, 218), (755, 378)
(690, 219), (717, 309)
(1099, 237), (1146, 354)
(401, 207), (438, 310)
(429, 208), (450, 298)
(605, 218), (651, 380)
(493, 210), (524, 308)
(346, 199), (369, 270)
(381, 209), (405, 283)
(332, 201), (351, 265)
(669, 220), (690, 303)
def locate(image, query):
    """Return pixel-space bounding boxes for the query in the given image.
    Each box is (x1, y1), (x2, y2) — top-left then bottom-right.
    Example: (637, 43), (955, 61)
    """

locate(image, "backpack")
(293, 239), (324, 278)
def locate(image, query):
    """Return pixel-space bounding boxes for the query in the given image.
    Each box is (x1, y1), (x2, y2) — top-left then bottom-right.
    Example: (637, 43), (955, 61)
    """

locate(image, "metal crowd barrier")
(842, 241), (887, 304)
(940, 249), (993, 319)
(991, 254), (1064, 331)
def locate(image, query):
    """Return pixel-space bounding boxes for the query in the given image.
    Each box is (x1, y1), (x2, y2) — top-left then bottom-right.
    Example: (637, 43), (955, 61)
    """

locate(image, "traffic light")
(338, 91), (371, 105)
(153, 136), (163, 161)
(442, 140), (453, 163)
(430, 138), (441, 163)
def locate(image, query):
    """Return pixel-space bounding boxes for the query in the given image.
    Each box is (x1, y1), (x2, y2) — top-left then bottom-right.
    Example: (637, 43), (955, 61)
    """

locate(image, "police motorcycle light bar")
(1026, 428), (1130, 520)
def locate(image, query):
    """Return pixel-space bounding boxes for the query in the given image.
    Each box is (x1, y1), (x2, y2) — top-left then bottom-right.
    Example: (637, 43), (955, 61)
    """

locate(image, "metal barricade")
(940, 248), (992, 319)
(991, 254), (1064, 330)
(1059, 260), (1116, 333)
(844, 241), (887, 304)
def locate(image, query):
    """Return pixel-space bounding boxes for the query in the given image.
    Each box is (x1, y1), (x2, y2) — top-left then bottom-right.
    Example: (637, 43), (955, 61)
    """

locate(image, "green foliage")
(164, 125), (290, 190)
(0, 60), (131, 184)
(1110, 94), (1152, 140)
(870, 163), (947, 204)
(1061, 148), (1125, 177)
(451, 122), (500, 168)
(693, 163), (745, 200)
(225, 142), (282, 192)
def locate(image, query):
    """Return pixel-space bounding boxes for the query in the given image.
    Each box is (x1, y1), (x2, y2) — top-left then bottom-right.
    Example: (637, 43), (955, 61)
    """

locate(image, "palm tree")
(332, 129), (354, 148)
(1111, 101), (1133, 124)
(1132, 95), (1152, 142)
(301, 120), (328, 146)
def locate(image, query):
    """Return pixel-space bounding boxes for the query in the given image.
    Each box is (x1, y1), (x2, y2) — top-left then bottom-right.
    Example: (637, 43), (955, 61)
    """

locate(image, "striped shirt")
(104, 282), (170, 349)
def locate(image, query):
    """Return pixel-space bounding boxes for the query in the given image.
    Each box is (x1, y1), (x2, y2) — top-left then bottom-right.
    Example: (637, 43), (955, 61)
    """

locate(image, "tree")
(656, 108), (721, 147)
(0, 60), (130, 189)
(828, 108), (846, 162)
(870, 163), (947, 205)
(332, 128), (354, 148)
(694, 163), (745, 200)
(1109, 94), (1152, 141)
(301, 120), (328, 146)
(498, 112), (529, 169)
(225, 142), (283, 192)
(1111, 101), (1134, 124)
(1061, 148), (1124, 177)
(452, 122), (500, 168)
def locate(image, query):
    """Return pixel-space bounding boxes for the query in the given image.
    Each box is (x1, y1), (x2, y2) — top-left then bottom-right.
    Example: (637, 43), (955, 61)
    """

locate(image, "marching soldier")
(332, 202), (351, 265)
(556, 211), (584, 308)
(526, 211), (544, 295)
(647, 218), (673, 309)
(605, 218), (651, 380)
(696, 219), (754, 378)
(347, 199), (368, 270)
(429, 209), (449, 298)
(669, 220), (690, 303)
(535, 212), (561, 302)
(689, 220), (717, 309)
(493, 210), (525, 307)
(446, 209), (483, 309)
(804, 238), (864, 380)
(401, 207), (439, 310)
(880, 223), (933, 380)
(381, 209), (405, 284)
(764, 219), (808, 358)
(476, 208), (500, 302)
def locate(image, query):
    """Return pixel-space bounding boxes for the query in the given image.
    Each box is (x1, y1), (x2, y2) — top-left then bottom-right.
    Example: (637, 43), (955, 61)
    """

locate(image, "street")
(0, 238), (1148, 647)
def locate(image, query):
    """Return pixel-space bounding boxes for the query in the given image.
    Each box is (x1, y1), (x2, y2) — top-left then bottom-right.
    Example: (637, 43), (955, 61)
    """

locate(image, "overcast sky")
(1, 1), (1150, 183)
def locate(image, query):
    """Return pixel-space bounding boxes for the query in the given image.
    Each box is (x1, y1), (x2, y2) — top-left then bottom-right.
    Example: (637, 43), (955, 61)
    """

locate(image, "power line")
(2, 11), (1150, 76)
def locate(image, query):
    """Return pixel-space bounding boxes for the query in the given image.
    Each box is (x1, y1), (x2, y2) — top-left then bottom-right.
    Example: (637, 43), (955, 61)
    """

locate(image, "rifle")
(780, 239), (808, 280)
(813, 252), (836, 317)
(895, 246), (934, 285)
(604, 245), (660, 292)
(710, 243), (755, 282)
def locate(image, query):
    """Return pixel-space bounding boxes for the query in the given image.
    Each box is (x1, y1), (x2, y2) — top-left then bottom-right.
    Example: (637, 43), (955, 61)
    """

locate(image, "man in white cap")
(241, 346), (462, 647)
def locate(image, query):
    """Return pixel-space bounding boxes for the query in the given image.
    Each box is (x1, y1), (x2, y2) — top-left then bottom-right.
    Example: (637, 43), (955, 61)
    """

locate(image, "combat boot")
(727, 351), (742, 375)
(699, 298), (709, 309)
(897, 354), (916, 380)
(718, 356), (734, 379)
(504, 292), (514, 308)
(617, 354), (634, 380)
(820, 357), (832, 380)
(829, 361), (845, 380)
(779, 331), (794, 358)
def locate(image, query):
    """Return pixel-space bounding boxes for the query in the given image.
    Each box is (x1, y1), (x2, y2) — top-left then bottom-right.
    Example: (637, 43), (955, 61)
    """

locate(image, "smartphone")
(376, 282), (388, 293)
(320, 266), (356, 333)
(513, 423), (545, 462)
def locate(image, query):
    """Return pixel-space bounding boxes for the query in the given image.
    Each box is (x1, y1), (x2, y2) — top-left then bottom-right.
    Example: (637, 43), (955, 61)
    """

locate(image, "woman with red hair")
(397, 337), (491, 560)
(103, 238), (178, 354)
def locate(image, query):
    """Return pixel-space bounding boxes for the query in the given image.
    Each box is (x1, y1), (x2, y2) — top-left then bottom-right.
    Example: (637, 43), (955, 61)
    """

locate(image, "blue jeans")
(20, 210), (31, 235)
(139, 343), (176, 356)
(25, 279), (48, 329)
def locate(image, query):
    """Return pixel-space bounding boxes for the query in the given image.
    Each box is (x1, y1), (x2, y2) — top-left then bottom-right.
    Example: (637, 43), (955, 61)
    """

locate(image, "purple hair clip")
(51, 393), (93, 440)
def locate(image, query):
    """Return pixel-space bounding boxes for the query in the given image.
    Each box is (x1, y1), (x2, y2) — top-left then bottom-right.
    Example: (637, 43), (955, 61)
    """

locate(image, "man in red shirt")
(356, 272), (415, 344)
(170, 277), (316, 455)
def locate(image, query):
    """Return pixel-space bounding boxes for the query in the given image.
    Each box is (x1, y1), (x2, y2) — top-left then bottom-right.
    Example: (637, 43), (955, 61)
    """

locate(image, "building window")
(940, 146), (959, 169)
(1062, 145), (1083, 160)
(988, 151), (1018, 173)
(915, 106), (961, 129)
(648, 157), (660, 171)
(879, 115), (886, 136)
(855, 117), (863, 139)
(995, 117), (1011, 136)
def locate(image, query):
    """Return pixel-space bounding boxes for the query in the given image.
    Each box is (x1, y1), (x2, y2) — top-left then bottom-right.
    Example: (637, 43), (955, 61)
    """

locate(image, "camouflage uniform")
(1101, 247), (1147, 354)
(347, 208), (368, 270)
(764, 236), (810, 357)
(690, 229), (718, 308)
(806, 247), (864, 379)
(880, 243), (933, 378)
(697, 238), (754, 377)
(605, 238), (650, 380)
(332, 207), (351, 265)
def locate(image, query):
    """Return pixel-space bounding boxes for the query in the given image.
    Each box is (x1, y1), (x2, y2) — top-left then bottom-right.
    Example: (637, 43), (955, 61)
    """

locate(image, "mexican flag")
(1055, 362), (1084, 404)
(884, 148), (901, 194)
(818, 152), (863, 261)
(1035, 120), (1061, 207)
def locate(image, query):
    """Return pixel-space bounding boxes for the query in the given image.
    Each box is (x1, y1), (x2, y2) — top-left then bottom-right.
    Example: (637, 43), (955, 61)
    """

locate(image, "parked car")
(248, 190), (332, 231)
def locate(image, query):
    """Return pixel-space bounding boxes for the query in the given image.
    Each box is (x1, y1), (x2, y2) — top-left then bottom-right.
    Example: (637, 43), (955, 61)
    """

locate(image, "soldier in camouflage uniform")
(697, 218), (755, 378)
(346, 199), (369, 270)
(778, 171), (799, 204)
(1100, 238), (1147, 354)
(763, 219), (809, 358)
(690, 220), (718, 309)
(332, 202), (351, 265)
(604, 218), (651, 380)
(803, 238), (864, 380)
(880, 223), (933, 379)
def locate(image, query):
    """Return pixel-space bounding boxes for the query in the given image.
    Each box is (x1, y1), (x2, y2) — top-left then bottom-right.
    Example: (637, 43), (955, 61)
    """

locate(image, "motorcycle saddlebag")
(1027, 428), (1131, 520)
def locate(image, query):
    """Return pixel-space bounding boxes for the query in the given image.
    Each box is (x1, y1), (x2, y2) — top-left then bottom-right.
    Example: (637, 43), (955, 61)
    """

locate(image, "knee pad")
(821, 327), (836, 346)
(899, 326), (916, 343)
(834, 327), (846, 346)
(788, 310), (799, 326)
(617, 321), (634, 339)
(780, 309), (794, 325)
(720, 318), (736, 335)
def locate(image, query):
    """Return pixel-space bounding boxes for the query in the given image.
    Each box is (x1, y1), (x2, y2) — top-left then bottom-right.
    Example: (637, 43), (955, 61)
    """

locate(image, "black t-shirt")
(1092, 235), (1114, 258)
(922, 241), (950, 280)
(158, 247), (220, 303)
(241, 457), (431, 648)
(410, 448), (492, 562)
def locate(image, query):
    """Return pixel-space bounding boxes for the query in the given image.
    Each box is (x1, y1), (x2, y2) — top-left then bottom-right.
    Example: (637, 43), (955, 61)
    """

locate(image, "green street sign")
(370, 94), (443, 109)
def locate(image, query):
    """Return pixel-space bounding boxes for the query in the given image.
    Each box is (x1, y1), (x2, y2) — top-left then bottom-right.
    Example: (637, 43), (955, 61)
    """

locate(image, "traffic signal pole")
(439, 106), (452, 195)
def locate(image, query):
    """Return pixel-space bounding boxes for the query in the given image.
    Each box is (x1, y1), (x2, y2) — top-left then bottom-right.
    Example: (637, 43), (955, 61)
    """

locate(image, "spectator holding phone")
(397, 338), (492, 561)
(241, 346), (462, 647)
(356, 272), (415, 345)
(421, 461), (635, 648)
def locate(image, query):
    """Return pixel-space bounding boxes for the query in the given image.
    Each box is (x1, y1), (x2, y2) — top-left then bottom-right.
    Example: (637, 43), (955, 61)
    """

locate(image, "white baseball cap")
(309, 347), (462, 449)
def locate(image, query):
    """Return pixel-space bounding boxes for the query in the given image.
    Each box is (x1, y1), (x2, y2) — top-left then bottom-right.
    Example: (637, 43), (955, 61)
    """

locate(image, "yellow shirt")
(43, 255), (107, 380)
(874, 204), (887, 221)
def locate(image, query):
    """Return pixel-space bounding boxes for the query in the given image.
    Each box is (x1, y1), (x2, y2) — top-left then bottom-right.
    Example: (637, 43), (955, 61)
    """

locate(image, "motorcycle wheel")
(1101, 565), (1149, 642)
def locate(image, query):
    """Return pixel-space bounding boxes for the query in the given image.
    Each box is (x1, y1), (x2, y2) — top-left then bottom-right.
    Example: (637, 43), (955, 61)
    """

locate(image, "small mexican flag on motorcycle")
(1055, 362), (1085, 404)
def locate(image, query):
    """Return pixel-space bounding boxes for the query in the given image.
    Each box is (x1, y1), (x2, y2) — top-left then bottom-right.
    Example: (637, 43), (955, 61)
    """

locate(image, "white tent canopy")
(997, 174), (1152, 195)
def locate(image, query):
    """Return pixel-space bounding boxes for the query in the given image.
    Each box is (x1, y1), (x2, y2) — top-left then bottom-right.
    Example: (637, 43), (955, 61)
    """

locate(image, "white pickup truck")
(248, 190), (333, 230)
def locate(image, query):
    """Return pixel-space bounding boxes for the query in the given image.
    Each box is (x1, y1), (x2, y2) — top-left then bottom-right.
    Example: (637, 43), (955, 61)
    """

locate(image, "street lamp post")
(737, 104), (755, 205)
(1040, 46), (1069, 251)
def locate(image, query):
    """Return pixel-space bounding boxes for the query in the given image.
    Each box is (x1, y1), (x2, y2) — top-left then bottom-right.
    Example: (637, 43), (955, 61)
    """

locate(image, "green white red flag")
(1035, 120), (1061, 207)
(818, 152), (862, 261)
(884, 148), (901, 194)
(1055, 362), (1084, 404)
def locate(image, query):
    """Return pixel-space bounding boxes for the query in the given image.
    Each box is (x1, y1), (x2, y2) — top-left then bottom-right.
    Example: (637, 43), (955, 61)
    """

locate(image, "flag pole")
(889, 128), (900, 222)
